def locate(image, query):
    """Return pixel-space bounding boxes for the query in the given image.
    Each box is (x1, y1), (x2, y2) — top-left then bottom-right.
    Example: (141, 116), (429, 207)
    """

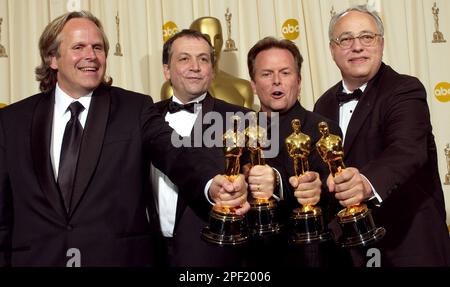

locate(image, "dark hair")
(35, 10), (111, 93)
(247, 36), (303, 81)
(162, 29), (215, 67)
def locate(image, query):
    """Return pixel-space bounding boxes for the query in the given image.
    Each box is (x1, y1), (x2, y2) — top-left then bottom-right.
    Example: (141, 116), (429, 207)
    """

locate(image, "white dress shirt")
(50, 84), (92, 180)
(339, 83), (367, 142)
(150, 94), (205, 237)
(151, 95), (283, 237)
(339, 82), (382, 203)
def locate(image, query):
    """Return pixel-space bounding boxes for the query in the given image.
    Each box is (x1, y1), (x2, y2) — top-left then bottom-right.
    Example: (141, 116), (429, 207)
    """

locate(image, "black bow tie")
(336, 89), (363, 105)
(167, 101), (201, 113)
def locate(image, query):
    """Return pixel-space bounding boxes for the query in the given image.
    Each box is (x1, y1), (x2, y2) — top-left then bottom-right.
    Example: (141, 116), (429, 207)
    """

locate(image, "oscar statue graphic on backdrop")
(0, 18), (8, 57)
(114, 12), (123, 56)
(201, 116), (249, 246)
(246, 112), (281, 237)
(444, 143), (450, 185)
(330, 5), (336, 18)
(432, 2), (446, 43)
(285, 119), (331, 244)
(316, 121), (385, 248)
(224, 8), (237, 52)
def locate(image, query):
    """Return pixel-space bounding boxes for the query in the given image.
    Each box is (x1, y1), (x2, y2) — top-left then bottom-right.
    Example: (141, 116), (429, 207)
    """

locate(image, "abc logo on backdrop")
(162, 21), (179, 43)
(282, 19), (300, 41)
(434, 82), (450, 103)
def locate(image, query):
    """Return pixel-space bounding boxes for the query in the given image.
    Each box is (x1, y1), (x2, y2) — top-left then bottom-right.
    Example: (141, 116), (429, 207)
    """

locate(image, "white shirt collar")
(54, 83), (93, 116)
(171, 93), (207, 104)
(342, 82), (368, 94)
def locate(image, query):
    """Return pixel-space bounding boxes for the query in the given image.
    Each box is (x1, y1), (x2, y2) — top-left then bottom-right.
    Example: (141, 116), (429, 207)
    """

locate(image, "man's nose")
(190, 59), (200, 71)
(272, 73), (281, 85)
(84, 46), (98, 59)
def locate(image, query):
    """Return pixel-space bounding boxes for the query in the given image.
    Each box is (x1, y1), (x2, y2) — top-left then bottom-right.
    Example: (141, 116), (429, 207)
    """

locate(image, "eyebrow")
(71, 41), (104, 46)
(337, 30), (375, 37)
(259, 67), (291, 73)
(177, 52), (210, 58)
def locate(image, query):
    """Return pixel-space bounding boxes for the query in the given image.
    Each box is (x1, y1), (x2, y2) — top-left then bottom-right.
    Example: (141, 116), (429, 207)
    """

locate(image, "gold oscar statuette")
(114, 12), (123, 56)
(223, 8), (237, 52)
(201, 116), (249, 246)
(316, 121), (385, 248)
(432, 2), (446, 43)
(246, 112), (282, 237)
(330, 5), (336, 18)
(0, 18), (8, 58)
(444, 143), (450, 185)
(286, 119), (331, 244)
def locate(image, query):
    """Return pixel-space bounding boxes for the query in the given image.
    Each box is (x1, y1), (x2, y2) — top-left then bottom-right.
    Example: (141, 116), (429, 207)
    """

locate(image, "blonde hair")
(35, 11), (111, 93)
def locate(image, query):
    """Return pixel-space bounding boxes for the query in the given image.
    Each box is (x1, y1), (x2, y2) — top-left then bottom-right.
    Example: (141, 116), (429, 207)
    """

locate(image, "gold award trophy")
(246, 112), (281, 237)
(432, 2), (446, 43)
(114, 12), (123, 56)
(316, 122), (385, 248)
(201, 116), (249, 246)
(444, 143), (450, 185)
(286, 119), (331, 244)
(223, 8), (238, 52)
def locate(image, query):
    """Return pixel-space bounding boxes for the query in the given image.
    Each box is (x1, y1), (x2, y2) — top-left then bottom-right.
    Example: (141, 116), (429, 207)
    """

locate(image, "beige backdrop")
(0, 0), (449, 224)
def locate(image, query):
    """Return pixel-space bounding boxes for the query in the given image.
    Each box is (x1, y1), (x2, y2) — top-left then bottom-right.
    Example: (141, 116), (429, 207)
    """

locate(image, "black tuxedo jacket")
(0, 85), (215, 266)
(154, 93), (251, 267)
(314, 63), (450, 266)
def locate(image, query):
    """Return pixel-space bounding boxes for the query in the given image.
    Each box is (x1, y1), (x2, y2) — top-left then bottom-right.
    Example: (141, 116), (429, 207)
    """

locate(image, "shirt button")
(66, 225), (73, 231)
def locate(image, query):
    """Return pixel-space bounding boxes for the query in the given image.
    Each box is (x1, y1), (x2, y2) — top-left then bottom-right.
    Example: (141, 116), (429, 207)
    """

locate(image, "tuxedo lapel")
(157, 98), (170, 115)
(158, 98), (188, 228)
(317, 86), (340, 123)
(201, 93), (215, 115)
(343, 89), (374, 155)
(174, 93), (215, 228)
(69, 86), (110, 217)
(343, 65), (385, 156)
(31, 91), (67, 219)
(196, 93), (214, 140)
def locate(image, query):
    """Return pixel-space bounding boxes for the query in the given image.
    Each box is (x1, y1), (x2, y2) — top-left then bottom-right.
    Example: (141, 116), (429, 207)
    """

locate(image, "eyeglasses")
(332, 32), (382, 48)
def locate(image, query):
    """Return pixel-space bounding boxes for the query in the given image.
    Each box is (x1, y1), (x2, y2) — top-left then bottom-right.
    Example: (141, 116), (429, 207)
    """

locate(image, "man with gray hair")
(314, 5), (450, 266)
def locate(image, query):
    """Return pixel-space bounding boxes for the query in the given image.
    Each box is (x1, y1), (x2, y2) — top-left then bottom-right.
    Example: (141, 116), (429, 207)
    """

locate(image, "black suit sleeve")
(0, 114), (12, 266)
(360, 78), (430, 200)
(140, 96), (219, 215)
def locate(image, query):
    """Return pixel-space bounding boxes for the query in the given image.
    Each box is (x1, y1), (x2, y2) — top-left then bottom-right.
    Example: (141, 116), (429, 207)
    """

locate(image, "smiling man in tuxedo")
(152, 29), (278, 267)
(314, 5), (450, 266)
(0, 11), (248, 267)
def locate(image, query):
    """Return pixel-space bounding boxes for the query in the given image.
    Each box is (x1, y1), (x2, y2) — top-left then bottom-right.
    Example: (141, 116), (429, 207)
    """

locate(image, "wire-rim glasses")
(332, 32), (382, 48)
